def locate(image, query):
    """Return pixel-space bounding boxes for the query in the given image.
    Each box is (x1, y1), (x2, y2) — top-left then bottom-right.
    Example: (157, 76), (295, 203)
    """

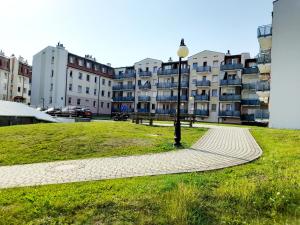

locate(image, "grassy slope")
(0, 122), (206, 166)
(0, 127), (299, 224)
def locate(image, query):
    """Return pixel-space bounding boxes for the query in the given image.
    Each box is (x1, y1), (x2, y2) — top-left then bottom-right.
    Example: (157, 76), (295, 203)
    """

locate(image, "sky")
(0, 0), (273, 67)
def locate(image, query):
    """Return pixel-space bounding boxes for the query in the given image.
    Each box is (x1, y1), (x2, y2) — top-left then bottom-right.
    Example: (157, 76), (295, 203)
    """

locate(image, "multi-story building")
(31, 43), (113, 115)
(0, 51), (31, 104)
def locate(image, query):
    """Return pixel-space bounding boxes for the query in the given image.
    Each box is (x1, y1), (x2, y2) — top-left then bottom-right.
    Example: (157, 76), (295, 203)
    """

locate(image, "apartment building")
(31, 43), (113, 115)
(0, 51), (31, 104)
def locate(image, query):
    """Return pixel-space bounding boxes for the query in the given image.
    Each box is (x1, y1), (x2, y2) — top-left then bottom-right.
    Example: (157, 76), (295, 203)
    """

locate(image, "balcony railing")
(114, 72), (136, 79)
(241, 99), (260, 106)
(241, 114), (255, 121)
(157, 83), (172, 89)
(112, 96), (135, 102)
(194, 109), (209, 116)
(171, 82), (189, 88)
(220, 64), (243, 71)
(137, 108), (150, 113)
(219, 111), (241, 117)
(196, 66), (211, 73)
(256, 81), (270, 91)
(242, 83), (256, 90)
(138, 71), (152, 77)
(157, 68), (190, 76)
(196, 80), (211, 87)
(257, 53), (271, 64)
(112, 108), (134, 113)
(112, 84), (135, 91)
(157, 82), (188, 89)
(220, 79), (242, 86)
(139, 83), (151, 89)
(219, 95), (241, 101)
(257, 25), (272, 38)
(255, 110), (270, 119)
(138, 96), (151, 102)
(243, 67), (259, 74)
(156, 95), (188, 102)
(194, 94), (209, 101)
(156, 109), (176, 115)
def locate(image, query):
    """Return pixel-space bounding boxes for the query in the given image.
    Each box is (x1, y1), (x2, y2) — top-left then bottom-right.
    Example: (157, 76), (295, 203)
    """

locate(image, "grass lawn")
(0, 121), (206, 166)
(0, 125), (299, 224)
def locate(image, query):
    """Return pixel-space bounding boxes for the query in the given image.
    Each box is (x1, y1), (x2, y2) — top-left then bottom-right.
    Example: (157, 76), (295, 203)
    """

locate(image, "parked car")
(61, 106), (92, 118)
(112, 113), (129, 121)
(44, 107), (62, 115)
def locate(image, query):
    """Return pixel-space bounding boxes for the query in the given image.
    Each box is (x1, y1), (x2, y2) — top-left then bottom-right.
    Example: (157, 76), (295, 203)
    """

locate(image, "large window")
(86, 87), (90, 94)
(78, 73), (83, 80)
(86, 74), (90, 81)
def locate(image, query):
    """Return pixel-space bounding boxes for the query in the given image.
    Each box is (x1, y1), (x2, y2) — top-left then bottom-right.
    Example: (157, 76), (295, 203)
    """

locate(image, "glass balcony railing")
(196, 66), (211, 73)
(255, 110), (270, 119)
(196, 80), (211, 87)
(114, 72), (136, 79)
(256, 81), (270, 91)
(156, 109), (176, 115)
(257, 53), (271, 64)
(171, 82), (189, 88)
(220, 79), (242, 86)
(112, 84), (135, 90)
(243, 67), (259, 74)
(194, 109), (209, 116)
(138, 96), (151, 102)
(219, 110), (241, 117)
(156, 95), (188, 102)
(219, 95), (241, 101)
(242, 83), (256, 90)
(194, 94), (209, 101)
(241, 99), (260, 106)
(138, 71), (152, 77)
(220, 64), (243, 71)
(257, 25), (272, 38)
(112, 96), (135, 102)
(157, 83), (172, 89)
(157, 68), (190, 76)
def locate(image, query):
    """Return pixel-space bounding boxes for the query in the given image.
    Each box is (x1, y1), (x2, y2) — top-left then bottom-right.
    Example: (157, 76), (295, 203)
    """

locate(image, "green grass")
(0, 126), (299, 224)
(0, 122), (206, 166)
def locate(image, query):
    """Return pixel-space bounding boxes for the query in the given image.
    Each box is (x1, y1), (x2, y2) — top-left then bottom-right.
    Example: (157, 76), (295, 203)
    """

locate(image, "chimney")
(168, 57), (173, 62)
(226, 50), (231, 55)
(107, 63), (111, 67)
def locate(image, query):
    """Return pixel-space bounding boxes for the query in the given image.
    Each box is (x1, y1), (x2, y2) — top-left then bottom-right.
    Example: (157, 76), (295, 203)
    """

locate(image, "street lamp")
(174, 39), (189, 147)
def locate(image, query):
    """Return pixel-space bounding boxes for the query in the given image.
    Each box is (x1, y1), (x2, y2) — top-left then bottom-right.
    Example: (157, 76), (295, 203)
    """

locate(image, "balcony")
(241, 114), (255, 121)
(257, 25), (272, 50)
(194, 109), (209, 117)
(170, 81), (189, 88)
(219, 94), (241, 101)
(138, 71), (152, 77)
(137, 108), (150, 113)
(220, 79), (242, 86)
(114, 72), (136, 79)
(138, 96), (151, 102)
(139, 83), (151, 89)
(241, 99), (260, 106)
(156, 109), (176, 115)
(220, 64), (243, 71)
(157, 82), (172, 89)
(112, 96), (135, 102)
(255, 110), (270, 120)
(156, 95), (188, 102)
(242, 83), (256, 90)
(219, 110), (241, 117)
(112, 108), (134, 113)
(257, 53), (271, 74)
(196, 66), (211, 73)
(194, 94), (209, 101)
(243, 67), (259, 74)
(112, 84), (135, 91)
(196, 80), (211, 87)
(157, 68), (190, 76)
(256, 81), (270, 98)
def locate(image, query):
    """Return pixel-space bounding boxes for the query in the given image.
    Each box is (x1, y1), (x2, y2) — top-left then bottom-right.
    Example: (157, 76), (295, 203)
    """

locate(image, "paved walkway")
(0, 124), (262, 189)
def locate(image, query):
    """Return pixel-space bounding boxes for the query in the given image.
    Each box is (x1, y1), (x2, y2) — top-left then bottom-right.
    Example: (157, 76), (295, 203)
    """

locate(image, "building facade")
(31, 43), (113, 115)
(0, 51), (31, 104)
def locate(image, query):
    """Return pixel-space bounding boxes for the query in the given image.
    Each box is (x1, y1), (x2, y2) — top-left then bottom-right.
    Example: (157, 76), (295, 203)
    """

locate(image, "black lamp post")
(174, 39), (189, 147)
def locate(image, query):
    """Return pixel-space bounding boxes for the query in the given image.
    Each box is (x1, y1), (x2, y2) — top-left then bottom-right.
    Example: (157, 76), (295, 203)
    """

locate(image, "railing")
(241, 114), (255, 121)
(139, 83), (151, 89)
(112, 108), (134, 113)
(157, 68), (190, 75)
(242, 83), (256, 90)
(220, 79), (242, 86)
(255, 110), (270, 119)
(157, 83), (172, 89)
(257, 53), (271, 64)
(156, 109), (176, 115)
(194, 94), (209, 101)
(257, 24), (272, 38)
(241, 99), (260, 106)
(114, 72), (136, 79)
(220, 64), (243, 71)
(196, 66), (211, 73)
(171, 82), (189, 88)
(138, 71), (152, 77)
(112, 84), (135, 90)
(219, 111), (241, 117)
(243, 67), (259, 74)
(256, 81), (270, 91)
(156, 95), (188, 101)
(219, 95), (241, 101)
(196, 80), (211, 87)
(194, 109), (209, 116)
(137, 108), (150, 113)
(112, 96), (135, 102)
(138, 96), (151, 102)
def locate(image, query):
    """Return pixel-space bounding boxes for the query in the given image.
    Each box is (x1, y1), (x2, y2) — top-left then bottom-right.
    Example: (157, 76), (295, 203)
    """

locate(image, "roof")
(0, 101), (57, 123)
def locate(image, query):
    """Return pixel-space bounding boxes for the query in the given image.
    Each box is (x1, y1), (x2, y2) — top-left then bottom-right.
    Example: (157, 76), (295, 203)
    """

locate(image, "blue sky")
(0, 0), (273, 66)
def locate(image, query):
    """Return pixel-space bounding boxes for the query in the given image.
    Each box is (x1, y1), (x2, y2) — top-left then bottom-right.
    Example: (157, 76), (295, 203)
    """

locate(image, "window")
(86, 62), (91, 69)
(23, 88), (27, 93)
(51, 70), (54, 77)
(102, 67), (107, 73)
(211, 104), (217, 112)
(108, 80), (111, 86)
(101, 90), (105, 96)
(49, 97), (52, 104)
(69, 83), (72, 91)
(212, 75), (218, 82)
(69, 70), (73, 77)
(78, 85), (82, 93)
(232, 58), (238, 64)
(86, 74), (90, 81)
(152, 104), (155, 110)
(51, 56), (54, 64)
(95, 65), (99, 71)
(192, 63), (198, 69)
(18, 87), (21, 92)
(93, 101), (96, 107)
(94, 89), (97, 96)
(50, 83), (53, 91)
(138, 80), (141, 86)
(107, 103), (110, 108)
(212, 89), (218, 97)
(78, 59), (83, 66)
(77, 99), (81, 105)
(86, 87), (90, 94)
(191, 90), (197, 97)
(213, 60), (219, 67)
(68, 97), (72, 104)
(28, 90), (31, 96)
(69, 57), (74, 64)
(78, 73), (82, 80)
(153, 66), (157, 73)
(94, 76), (97, 83)
(108, 91), (111, 97)
(101, 102), (104, 108)
(102, 78), (105, 85)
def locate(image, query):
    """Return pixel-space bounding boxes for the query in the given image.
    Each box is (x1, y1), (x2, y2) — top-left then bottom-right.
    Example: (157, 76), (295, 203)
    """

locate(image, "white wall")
(270, 0), (300, 129)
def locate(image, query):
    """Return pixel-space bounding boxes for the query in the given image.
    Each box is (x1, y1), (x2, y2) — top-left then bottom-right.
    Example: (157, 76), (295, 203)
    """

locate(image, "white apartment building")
(0, 51), (31, 104)
(31, 43), (113, 115)
(269, 0), (300, 129)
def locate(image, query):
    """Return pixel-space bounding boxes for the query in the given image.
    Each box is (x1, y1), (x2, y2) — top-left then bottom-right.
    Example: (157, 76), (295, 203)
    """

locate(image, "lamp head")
(177, 38), (189, 58)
